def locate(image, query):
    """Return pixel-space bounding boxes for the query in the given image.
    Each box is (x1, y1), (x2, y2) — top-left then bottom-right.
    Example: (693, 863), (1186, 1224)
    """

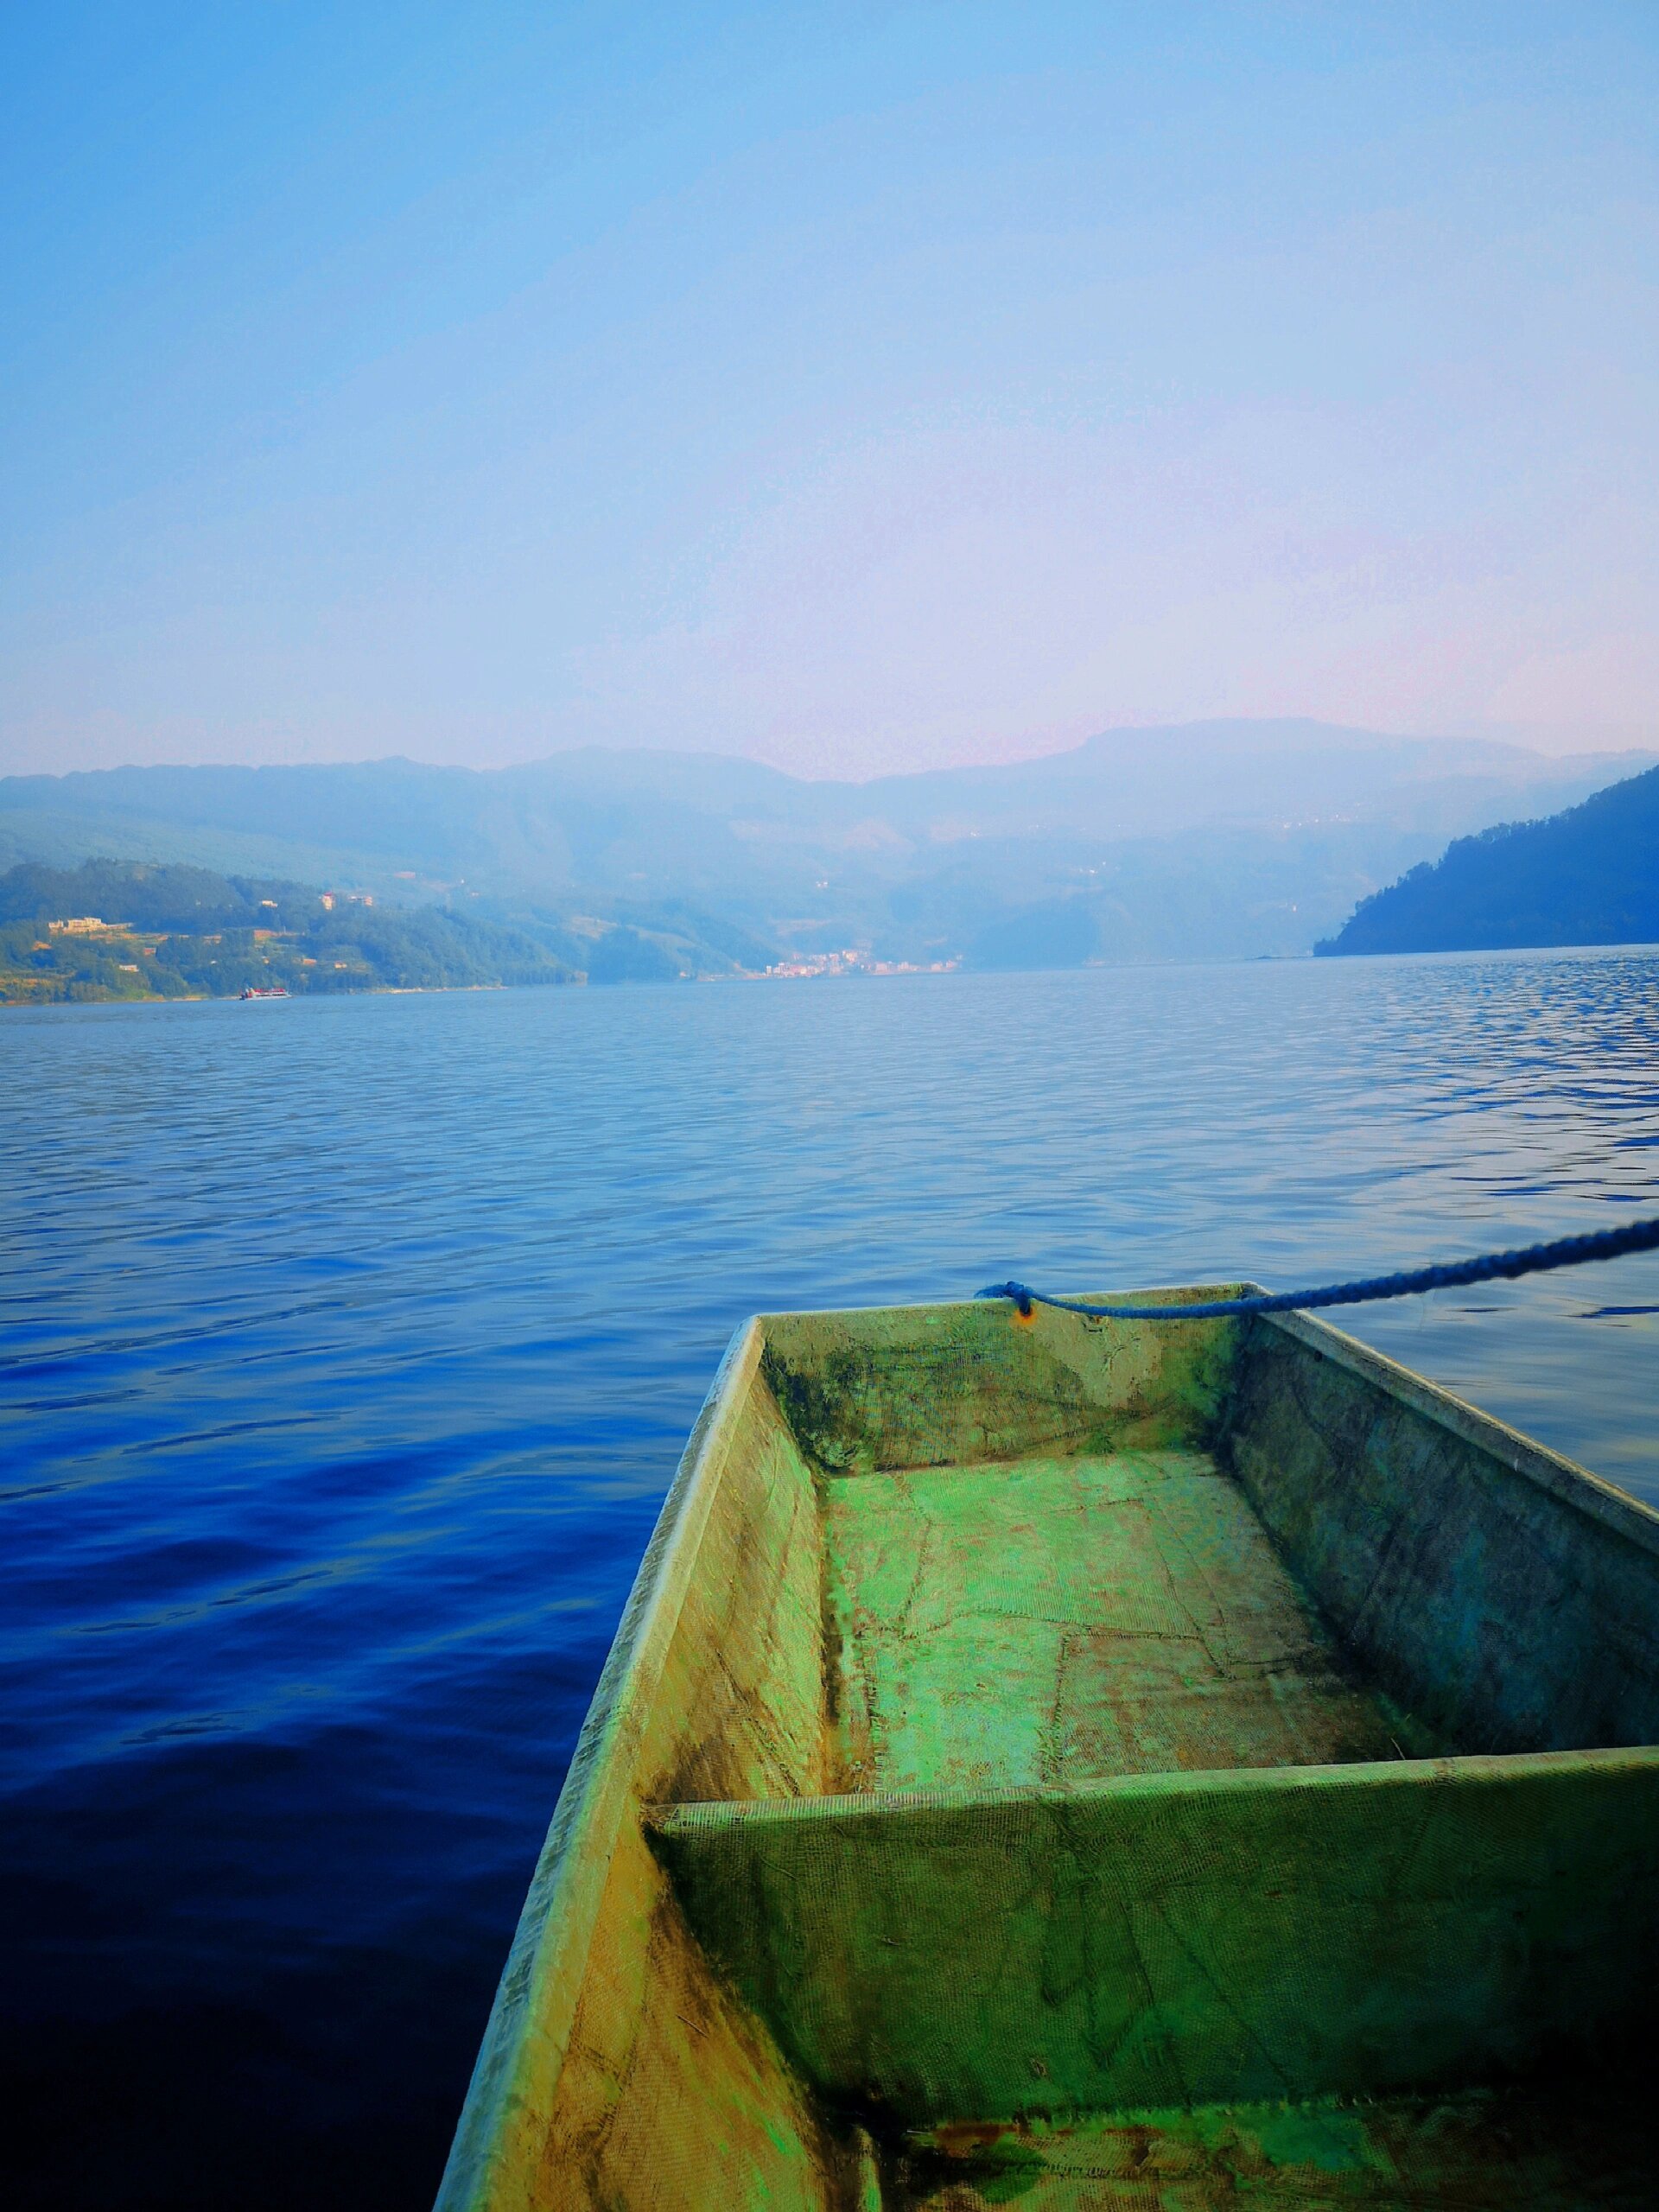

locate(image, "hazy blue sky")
(3, 4), (1656, 779)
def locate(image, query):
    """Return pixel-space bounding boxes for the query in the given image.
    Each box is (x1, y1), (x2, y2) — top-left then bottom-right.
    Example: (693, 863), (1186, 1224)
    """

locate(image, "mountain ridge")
(5, 722), (1651, 968)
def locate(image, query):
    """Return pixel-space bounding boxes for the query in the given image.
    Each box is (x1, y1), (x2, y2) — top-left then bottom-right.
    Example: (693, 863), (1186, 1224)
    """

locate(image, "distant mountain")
(3, 723), (1651, 969)
(1317, 765), (1659, 956)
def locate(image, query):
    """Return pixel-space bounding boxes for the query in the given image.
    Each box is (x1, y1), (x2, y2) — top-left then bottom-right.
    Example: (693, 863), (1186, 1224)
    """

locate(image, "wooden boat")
(436, 1288), (1659, 2209)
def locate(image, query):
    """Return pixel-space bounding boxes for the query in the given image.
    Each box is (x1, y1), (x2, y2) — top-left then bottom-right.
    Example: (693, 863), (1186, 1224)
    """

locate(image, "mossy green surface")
(821, 1449), (1428, 1794)
(442, 1294), (1659, 2209)
(653, 1747), (1659, 2125)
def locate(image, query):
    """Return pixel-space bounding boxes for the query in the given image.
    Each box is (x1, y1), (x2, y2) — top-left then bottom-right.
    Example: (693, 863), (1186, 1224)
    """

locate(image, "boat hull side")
(433, 1320), (849, 2212)
(1225, 1311), (1659, 1754)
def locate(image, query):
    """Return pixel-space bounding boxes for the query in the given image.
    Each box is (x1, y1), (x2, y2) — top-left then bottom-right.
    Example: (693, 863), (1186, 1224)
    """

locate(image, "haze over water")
(4, 951), (1658, 2208)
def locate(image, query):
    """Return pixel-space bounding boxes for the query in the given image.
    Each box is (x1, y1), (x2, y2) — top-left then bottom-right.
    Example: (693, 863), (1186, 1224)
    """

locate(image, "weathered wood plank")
(652, 1749), (1659, 2126)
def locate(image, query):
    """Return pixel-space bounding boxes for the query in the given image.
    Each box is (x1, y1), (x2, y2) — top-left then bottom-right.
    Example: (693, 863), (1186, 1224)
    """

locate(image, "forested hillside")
(1319, 766), (1659, 956)
(0, 861), (577, 1002)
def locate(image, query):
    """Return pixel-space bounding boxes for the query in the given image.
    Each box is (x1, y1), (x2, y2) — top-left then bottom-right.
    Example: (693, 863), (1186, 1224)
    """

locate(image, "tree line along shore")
(0, 861), (584, 1004)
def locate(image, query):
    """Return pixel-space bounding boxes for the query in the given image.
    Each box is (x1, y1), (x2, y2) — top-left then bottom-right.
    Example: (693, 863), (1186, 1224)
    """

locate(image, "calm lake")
(4, 953), (1658, 2209)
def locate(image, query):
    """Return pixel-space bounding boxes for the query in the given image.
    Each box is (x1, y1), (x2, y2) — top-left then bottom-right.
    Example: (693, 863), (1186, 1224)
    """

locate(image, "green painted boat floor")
(893, 2082), (1656, 2208)
(823, 1450), (1435, 1792)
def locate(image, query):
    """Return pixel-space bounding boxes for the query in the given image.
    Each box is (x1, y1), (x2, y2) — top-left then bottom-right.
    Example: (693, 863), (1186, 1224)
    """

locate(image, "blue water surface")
(3, 955), (1657, 2208)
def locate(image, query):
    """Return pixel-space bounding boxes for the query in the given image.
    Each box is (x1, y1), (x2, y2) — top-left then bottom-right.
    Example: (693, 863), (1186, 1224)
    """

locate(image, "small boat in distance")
(239, 984), (289, 1000)
(439, 1288), (1659, 2209)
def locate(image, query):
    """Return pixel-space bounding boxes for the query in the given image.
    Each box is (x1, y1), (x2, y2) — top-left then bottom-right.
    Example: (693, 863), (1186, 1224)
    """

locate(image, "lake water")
(4, 952), (1658, 2209)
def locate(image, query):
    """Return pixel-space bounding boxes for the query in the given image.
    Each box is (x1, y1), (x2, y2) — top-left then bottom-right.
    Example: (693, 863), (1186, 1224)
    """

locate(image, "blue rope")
(976, 1214), (1659, 1323)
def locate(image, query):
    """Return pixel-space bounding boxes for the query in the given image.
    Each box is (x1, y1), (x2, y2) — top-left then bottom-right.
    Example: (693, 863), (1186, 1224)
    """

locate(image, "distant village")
(760, 947), (958, 979)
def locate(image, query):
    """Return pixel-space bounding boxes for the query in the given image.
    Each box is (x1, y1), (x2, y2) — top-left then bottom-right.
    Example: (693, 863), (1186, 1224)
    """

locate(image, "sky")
(3, 3), (1657, 781)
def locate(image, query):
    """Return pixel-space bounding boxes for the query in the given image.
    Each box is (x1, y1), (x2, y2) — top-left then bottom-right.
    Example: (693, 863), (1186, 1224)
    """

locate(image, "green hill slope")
(1318, 766), (1659, 956)
(0, 861), (579, 1003)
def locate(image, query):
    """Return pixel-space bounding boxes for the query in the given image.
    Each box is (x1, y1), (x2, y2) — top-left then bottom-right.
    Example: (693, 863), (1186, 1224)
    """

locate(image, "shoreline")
(9, 938), (1659, 1013)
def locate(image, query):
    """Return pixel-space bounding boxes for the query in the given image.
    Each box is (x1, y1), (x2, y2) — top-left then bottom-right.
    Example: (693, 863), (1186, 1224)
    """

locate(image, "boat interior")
(440, 1292), (1659, 2210)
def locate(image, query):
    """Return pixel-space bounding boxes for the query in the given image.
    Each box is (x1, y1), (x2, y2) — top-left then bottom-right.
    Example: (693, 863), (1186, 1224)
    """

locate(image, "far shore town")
(760, 948), (957, 979)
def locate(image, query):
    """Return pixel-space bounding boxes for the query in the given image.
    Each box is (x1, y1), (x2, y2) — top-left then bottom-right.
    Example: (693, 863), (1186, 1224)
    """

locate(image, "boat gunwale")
(433, 1316), (769, 2212)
